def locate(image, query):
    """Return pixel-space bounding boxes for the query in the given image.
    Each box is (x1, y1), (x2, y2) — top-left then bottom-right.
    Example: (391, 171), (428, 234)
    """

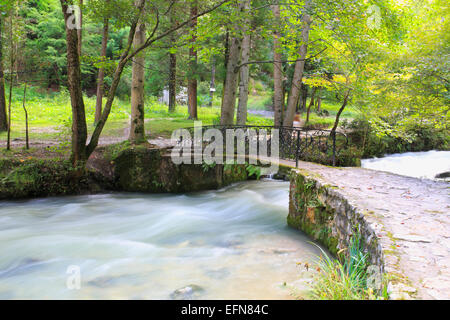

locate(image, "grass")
(310, 233), (389, 300)
(0, 84), (274, 144)
(1, 84), (358, 146)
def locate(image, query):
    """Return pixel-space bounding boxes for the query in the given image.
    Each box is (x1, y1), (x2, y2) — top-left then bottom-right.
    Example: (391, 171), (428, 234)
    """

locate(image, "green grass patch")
(310, 233), (389, 300)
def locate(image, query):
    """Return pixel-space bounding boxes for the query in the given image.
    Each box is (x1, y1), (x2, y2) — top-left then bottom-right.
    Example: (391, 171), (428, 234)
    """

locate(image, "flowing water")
(361, 150), (450, 180)
(0, 180), (322, 300)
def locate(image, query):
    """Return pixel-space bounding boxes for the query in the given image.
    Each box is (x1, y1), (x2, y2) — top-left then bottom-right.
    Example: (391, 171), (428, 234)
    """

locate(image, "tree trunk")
(60, 0), (88, 167)
(6, 68), (12, 150)
(272, 3), (283, 127)
(220, 1), (246, 125)
(301, 85), (308, 111)
(305, 86), (317, 123)
(77, 0), (83, 57)
(331, 90), (351, 135)
(187, 0), (198, 119)
(236, 1), (251, 125)
(283, 4), (312, 127)
(0, 15), (7, 132)
(316, 88), (321, 112)
(95, 16), (109, 124)
(209, 57), (216, 107)
(222, 29), (229, 92)
(129, 22), (146, 144)
(169, 51), (177, 112)
(22, 83), (29, 149)
(168, 7), (177, 112)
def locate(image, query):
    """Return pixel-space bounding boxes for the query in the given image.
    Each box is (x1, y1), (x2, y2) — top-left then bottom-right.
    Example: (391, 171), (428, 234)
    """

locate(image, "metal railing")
(179, 125), (348, 167)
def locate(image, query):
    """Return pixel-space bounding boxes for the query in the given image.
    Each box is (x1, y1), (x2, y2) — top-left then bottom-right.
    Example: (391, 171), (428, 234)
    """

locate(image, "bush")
(344, 118), (450, 158)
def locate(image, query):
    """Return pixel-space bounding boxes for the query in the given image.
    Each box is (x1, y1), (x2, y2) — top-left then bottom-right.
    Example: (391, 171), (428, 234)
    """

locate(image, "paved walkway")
(281, 159), (450, 300)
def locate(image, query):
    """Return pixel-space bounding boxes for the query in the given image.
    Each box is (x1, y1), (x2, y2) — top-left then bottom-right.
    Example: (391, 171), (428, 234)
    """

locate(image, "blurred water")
(361, 150), (450, 180)
(0, 180), (321, 300)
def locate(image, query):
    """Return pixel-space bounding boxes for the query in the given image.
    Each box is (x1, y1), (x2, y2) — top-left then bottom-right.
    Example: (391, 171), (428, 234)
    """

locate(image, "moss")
(0, 158), (102, 199)
(223, 163), (248, 185)
(113, 147), (249, 193)
(288, 171), (341, 256)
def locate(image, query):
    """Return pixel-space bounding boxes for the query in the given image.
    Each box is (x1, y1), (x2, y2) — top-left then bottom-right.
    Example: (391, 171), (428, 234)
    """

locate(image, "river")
(361, 150), (450, 180)
(0, 180), (321, 300)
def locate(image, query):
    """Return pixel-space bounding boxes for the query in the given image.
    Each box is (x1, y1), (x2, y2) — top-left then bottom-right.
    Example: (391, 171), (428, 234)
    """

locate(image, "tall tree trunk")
(129, 22), (146, 144)
(187, 0), (198, 119)
(77, 0), (83, 57)
(209, 57), (216, 107)
(305, 86), (317, 123)
(272, 3), (283, 127)
(86, 0), (145, 158)
(0, 15), (7, 132)
(221, 1), (246, 125)
(283, 3), (312, 127)
(222, 29), (229, 92)
(331, 90), (351, 135)
(22, 83), (29, 150)
(168, 6), (177, 112)
(6, 68), (12, 150)
(169, 50), (177, 112)
(95, 16), (109, 124)
(301, 85), (308, 111)
(236, 0), (251, 125)
(60, 0), (88, 167)
(316, 88), (321, 111)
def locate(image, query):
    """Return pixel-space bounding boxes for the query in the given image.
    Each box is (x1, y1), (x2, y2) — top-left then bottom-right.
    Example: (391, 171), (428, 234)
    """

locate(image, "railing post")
(295, 130), (300, 168)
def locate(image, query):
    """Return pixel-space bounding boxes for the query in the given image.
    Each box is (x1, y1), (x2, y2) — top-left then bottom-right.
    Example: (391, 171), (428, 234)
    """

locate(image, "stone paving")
(281, 159), (450, 300)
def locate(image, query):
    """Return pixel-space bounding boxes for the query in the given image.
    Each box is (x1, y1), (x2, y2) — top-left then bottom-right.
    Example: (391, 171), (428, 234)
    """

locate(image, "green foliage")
(245, 163), (261, 180)
(310, 233), (388, 300)
(344, 117), (450, 158)
(202, 160), (216, 172)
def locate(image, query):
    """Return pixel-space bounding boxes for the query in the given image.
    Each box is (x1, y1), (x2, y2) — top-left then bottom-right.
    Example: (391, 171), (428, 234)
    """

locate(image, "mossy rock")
(0, 159), (98, 199)
(113, 147), (249, 193)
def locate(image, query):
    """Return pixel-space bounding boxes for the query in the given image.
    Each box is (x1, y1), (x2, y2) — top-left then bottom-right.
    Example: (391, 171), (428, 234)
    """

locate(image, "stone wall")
(0, 147), (250, 200)
(114, 146), (248, 193)
(288, 168), (384, 269)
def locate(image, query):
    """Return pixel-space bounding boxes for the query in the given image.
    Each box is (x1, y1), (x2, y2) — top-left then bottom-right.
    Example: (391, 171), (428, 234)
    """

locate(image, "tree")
(220, 0), (247, 125)
(129, 19), (146, 144)
(187, 0), (198, 120)
(0, 12), (7, 132)
(272, 2), (283, 127)
(60, 0), (88, 166)
(168, 5), (177, 113)
(60, 0), (228, 166)
(236, 0), (251, 125)
(94, 2), (109, 124)
(283, 1), (311, 127)
(209, 57), (216, 107)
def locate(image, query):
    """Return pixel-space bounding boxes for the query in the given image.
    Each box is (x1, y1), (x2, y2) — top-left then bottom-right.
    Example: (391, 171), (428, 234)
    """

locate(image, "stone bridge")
(283, 159), (449, 300)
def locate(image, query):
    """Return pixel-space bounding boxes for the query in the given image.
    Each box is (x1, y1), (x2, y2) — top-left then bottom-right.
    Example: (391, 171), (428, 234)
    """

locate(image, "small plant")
(246, 164), (262, 179)
(202, 161), (216, 172)
(309, 232), (388, 300)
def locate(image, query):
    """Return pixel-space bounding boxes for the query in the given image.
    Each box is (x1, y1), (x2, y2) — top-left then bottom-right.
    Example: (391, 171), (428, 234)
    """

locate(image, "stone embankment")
(286, 159), (449, 300)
